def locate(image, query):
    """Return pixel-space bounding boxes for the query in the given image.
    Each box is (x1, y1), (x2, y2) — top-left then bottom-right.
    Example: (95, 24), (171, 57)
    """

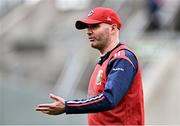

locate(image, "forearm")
(65, 93), (112, 114)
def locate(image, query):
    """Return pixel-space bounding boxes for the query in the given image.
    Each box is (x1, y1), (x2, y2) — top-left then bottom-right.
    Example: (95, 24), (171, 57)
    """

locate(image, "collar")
(97, 43), (122, 65)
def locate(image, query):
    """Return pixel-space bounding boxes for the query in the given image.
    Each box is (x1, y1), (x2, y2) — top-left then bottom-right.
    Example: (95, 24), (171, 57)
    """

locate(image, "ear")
(111, 24), (118, 34)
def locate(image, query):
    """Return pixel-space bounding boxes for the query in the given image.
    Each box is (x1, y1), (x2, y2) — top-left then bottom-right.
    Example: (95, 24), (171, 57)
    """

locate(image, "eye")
(88, 24), (100, 29)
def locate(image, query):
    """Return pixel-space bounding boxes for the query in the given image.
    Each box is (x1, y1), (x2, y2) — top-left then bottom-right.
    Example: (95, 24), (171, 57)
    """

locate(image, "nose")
(87, 28), (93, 36)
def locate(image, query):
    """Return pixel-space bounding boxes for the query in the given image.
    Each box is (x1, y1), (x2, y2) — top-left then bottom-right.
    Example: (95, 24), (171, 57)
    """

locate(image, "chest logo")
(96, 70), (103, 85)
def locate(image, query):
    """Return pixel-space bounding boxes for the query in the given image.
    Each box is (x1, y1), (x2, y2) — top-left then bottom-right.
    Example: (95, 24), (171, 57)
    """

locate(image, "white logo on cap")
(88, 10), (94, 17)
(107, 17), (112, 21)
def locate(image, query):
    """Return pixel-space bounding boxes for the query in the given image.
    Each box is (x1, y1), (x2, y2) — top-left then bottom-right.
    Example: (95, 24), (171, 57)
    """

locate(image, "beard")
(90, 38), (110, 53)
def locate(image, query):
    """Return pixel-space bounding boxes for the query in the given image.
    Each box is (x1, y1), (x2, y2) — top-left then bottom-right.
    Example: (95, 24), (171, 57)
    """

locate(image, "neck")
(100, 40), (119, 56)
(99, 30), (120, 55)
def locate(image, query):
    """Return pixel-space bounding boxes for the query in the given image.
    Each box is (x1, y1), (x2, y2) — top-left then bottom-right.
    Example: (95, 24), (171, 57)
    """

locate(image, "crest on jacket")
(96, 70), (103, 85)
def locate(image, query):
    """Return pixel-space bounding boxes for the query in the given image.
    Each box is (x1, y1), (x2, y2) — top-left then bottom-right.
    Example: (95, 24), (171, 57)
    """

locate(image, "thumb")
(49, 93), (60, 101)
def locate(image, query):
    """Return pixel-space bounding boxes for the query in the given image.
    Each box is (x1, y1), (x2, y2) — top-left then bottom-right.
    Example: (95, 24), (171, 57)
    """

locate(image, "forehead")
(99, 23), (111, 27)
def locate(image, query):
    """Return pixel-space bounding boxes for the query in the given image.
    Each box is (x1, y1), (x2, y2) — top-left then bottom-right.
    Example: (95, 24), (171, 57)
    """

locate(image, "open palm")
(36, 94), (65, 115)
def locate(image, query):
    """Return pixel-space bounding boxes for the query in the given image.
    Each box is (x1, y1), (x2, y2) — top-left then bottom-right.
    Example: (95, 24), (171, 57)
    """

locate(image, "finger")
(37, 103), (52, 108)
(36, 107), (54, 111)
(50, 94), (65, 104)
(49, 93), (60, 101)
(42, 111), (50, 114)
(42, 111), (55, 115)
(36, 107), (49, 111)
(37, 109), (56, 115)
(37, 103), (57, 110)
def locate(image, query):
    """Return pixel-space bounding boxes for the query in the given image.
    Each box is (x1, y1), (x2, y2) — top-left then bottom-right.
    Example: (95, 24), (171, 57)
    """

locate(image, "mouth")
(88, 37), (96, 42)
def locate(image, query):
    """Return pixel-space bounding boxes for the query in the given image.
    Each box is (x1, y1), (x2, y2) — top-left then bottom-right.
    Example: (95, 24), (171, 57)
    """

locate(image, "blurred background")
(0, 0), (180, 125)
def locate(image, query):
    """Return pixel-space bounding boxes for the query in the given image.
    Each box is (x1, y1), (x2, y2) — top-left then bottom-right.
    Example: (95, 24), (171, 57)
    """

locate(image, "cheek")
(98, 29), (110, 41)
(93, 27), (110, 41)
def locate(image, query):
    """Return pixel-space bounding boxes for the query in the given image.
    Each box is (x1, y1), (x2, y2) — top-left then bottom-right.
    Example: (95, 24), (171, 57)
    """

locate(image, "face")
(86, 23), (112, 53)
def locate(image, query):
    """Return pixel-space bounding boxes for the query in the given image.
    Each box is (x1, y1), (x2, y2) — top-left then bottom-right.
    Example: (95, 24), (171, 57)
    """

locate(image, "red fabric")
(87, 45), (144, 125)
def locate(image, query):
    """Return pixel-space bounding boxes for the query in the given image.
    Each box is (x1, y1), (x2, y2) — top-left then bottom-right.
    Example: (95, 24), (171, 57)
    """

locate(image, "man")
(36, 7), (144, 125)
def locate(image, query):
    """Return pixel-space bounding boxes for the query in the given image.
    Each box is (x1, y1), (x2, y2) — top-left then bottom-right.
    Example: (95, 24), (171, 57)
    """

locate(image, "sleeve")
(65, 54), (137, 114)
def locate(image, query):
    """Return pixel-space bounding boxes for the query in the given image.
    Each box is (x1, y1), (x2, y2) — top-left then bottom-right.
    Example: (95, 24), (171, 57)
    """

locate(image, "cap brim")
(75, 19), (102, 30)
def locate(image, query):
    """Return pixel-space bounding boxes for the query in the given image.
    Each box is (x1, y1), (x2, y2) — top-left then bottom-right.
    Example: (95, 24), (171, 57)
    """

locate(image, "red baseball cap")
(75, 7), (122, 30)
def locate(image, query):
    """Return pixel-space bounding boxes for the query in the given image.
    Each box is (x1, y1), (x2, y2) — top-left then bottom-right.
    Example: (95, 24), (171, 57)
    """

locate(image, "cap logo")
(107, 17), (112, 21)
(88, 10), (94, 17)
